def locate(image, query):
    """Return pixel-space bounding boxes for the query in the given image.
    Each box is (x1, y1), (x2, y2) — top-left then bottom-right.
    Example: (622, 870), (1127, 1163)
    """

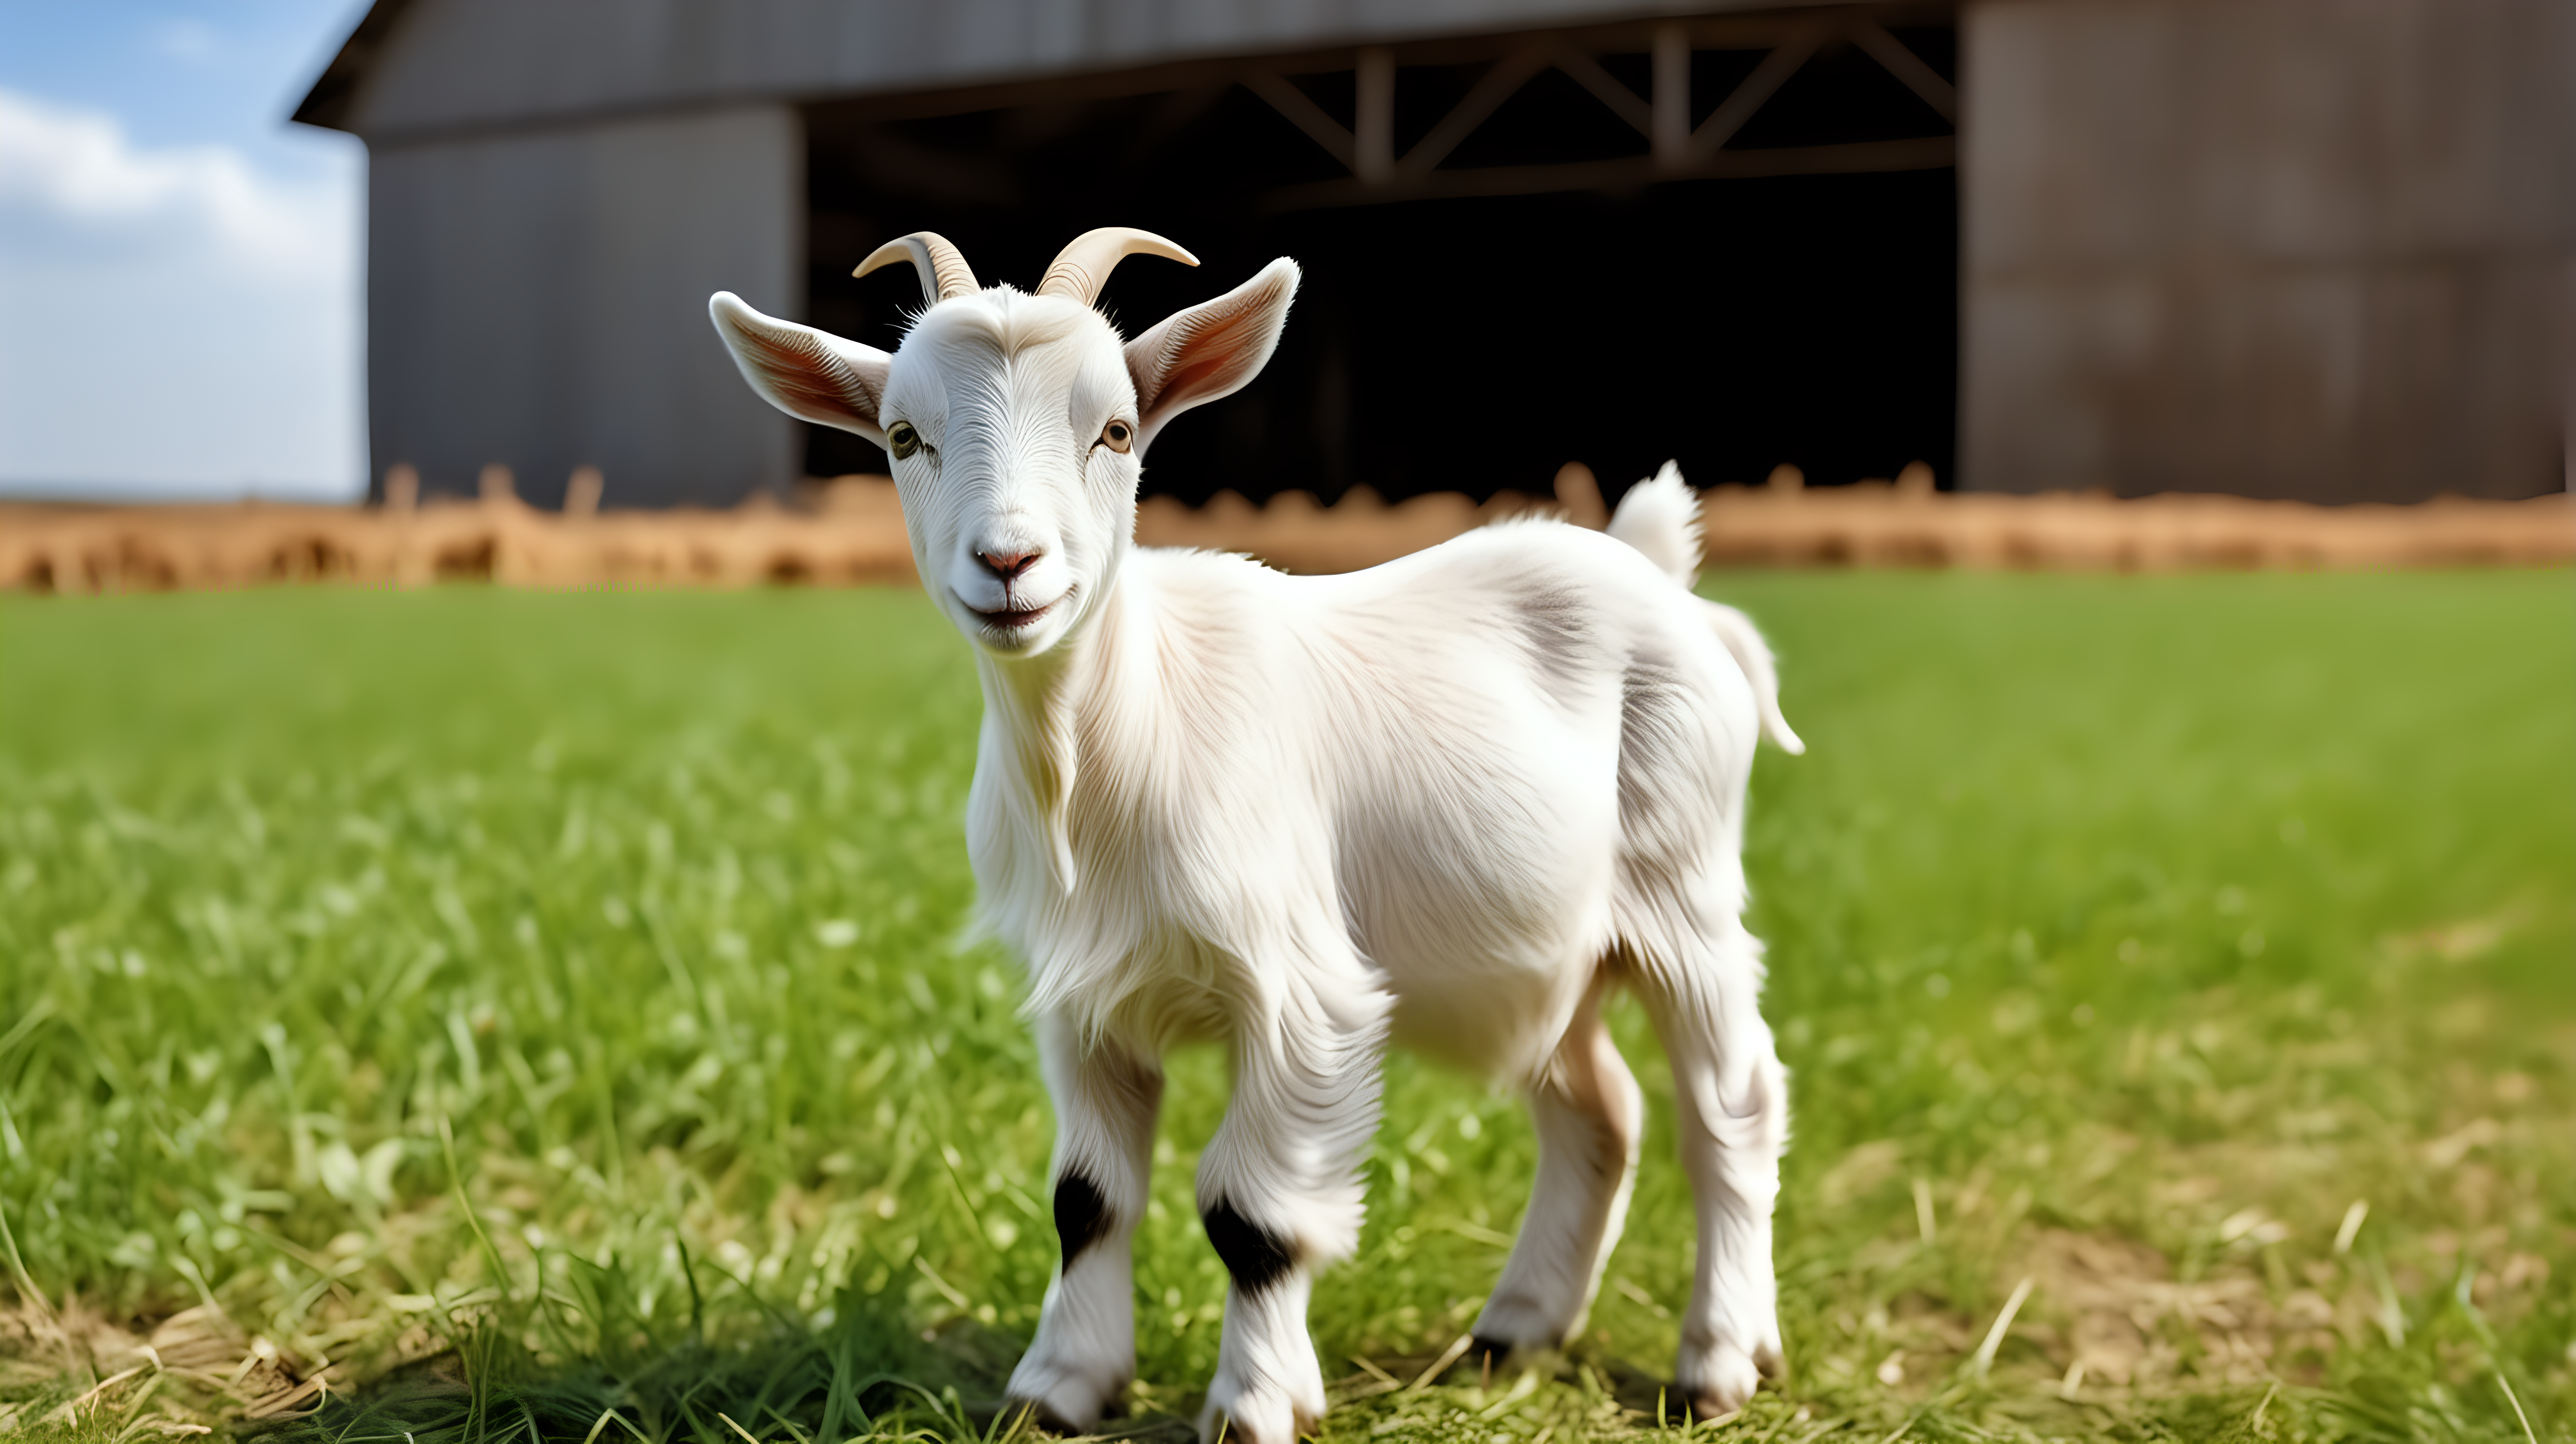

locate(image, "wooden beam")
(1690, 30), (1822, 161)
(1843, 16), (1957, 122)
(1242, 71), (1356, 172)
(1652, 23), (1692, 167)
(1398, 42), (1553, 178)
(1262, 135), (1957, 210)
(1354, 47), (1395, 183)
(1550, 49), (1651, 137)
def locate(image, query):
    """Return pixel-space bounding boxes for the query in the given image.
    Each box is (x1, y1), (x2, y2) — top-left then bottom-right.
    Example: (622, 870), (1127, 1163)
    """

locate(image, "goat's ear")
(1122, 257), (1299, 456)
(708, 292), (891, 446)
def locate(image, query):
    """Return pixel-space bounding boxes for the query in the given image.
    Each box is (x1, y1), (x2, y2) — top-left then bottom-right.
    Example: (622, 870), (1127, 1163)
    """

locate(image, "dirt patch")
(0, 1297), (348, 1436)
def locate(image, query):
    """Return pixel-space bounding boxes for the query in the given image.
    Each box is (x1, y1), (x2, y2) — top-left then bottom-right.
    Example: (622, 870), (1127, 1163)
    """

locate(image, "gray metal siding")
(367, 105), (802, 507)
(1960, 0), (2575, 501)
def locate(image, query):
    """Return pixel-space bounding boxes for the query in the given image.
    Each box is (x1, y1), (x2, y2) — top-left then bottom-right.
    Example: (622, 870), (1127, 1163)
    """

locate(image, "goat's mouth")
(965, 592), (1065, 635)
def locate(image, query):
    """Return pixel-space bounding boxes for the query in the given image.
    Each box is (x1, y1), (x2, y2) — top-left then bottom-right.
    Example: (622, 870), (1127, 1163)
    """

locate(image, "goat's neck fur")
(970, 535), (1134, 902)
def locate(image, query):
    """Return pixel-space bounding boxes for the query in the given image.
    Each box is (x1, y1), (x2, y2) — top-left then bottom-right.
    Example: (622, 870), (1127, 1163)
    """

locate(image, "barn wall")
(367, 105), (801, 508)
(1960, 0), (2575, 501)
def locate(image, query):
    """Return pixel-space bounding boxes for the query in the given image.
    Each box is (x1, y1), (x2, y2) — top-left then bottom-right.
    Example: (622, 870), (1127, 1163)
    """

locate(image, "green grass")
(1, 571), (2571, 1443)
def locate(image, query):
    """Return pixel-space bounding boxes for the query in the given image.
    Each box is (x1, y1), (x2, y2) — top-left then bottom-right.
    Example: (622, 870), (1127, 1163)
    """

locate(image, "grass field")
(1, 571), (2571, 1444)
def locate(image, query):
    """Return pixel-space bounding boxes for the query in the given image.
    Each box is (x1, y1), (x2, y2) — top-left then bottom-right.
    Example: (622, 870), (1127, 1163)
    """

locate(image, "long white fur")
(707, 256), (1800, 1443)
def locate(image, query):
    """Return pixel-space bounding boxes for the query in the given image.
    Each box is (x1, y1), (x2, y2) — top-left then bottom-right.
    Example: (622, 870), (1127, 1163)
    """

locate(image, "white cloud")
(0, 87), (363, 498)
(0, 87), (344, 278)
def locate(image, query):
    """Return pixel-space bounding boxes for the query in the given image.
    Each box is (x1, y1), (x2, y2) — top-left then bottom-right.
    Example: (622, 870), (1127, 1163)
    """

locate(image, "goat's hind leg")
(1636, 922), (1788, 1419)
(1472, 974), (1643, 1364)
(1007, 1013), (1163, 1430)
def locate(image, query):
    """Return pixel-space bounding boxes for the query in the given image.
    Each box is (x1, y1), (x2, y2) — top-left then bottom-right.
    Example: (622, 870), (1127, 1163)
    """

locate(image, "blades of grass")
(2495, 1371), (2538, 1444)
(932, 1145), (987, 1251)
(816, 1339), (857, 1444)
(883, 1381), (970, 1440)
(697, 1254), (804, 1338)
(677, 1235), (706, 1342)
(1405, 1334), (1476, 1392)
(530, 1241), (570, 1353)
(909, 1257), (970, 1313)
(1473, 1368), (1542, 1419)
(735, 1335), (829, 1444)
(440, 1114), (514, 1304)
(963, 1384), (1019, 1444)
(639, 903), (705, 1019)
(167, 1252), (223, 1316)
(2365, 1254), (2407, 1348)
(0, 997), (60, 1077)
(1968, 1277), (2034, 1379)
(0, 1191), (56, 1328)
(815, 1323), (884, 1444)
(54, 1364), (148, 1428)
(2450, 1261), (2545, 1444)
(563, 1252), (655, 1368)
(759, 1402), (816, 1444)
(583, 1406), (651, 1444)
(472, 1314), (516, 1444)
(717, 1411), (762, 1444)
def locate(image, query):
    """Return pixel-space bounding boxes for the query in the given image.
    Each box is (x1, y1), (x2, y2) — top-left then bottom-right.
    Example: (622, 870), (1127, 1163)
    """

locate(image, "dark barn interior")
(803, 23), (1958, 510)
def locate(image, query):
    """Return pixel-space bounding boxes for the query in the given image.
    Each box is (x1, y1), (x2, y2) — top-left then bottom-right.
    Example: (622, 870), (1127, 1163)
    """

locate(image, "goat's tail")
(1608, 461), (1807, 756)
(1702, 598), (1806, 755)
(1606, 459), (1704, 588)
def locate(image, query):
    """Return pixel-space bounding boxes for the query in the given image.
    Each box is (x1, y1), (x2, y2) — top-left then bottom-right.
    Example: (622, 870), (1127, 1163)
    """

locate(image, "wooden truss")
(1238, 8), (1957, 210)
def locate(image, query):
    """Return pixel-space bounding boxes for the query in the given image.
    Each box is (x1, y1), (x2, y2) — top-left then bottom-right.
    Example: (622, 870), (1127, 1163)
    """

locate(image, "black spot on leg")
(1470, 1336), (1513, 1371)
(1201, 1197), (1295, 1295)
(1054, 1172), (1110, 1269)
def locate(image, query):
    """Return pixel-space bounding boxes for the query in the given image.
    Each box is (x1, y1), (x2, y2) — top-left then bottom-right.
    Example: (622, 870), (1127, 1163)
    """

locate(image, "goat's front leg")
(1007, 1013), (1163, 1431)
(1195, 976), (1392, 1444)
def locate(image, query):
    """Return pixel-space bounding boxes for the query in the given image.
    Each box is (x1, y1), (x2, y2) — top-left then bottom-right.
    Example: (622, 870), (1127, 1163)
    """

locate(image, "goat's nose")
(976, 546), (1041, 580)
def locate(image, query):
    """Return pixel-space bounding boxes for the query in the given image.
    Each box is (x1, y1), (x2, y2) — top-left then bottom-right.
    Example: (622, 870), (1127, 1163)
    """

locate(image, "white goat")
(708, 228), (1803, 1444)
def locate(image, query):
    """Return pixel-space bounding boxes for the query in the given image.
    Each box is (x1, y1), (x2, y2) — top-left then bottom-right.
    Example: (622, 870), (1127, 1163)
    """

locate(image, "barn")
(295, 0), (2571, 511)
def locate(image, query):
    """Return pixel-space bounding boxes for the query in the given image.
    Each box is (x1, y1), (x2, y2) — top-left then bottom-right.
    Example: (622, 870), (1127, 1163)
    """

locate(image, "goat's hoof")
(1003, 1361), (1123, 1435)
(1468, 1292), (1581, 1375)
(1753, 1338), (1787, 1381)
(1676, 1340), (1762, 1422)
(1003, 1395), (1097, 1436)
(1197, 1383), (1312, 1444)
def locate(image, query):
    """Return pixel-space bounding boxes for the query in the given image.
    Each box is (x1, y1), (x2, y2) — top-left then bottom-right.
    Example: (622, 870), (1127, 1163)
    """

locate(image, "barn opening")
(801, 13), (1959, 510)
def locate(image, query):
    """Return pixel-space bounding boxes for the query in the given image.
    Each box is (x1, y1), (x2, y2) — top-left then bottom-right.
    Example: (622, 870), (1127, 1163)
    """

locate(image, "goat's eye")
(887, 421), (921, 460)
(1099, 420), (1134, 455)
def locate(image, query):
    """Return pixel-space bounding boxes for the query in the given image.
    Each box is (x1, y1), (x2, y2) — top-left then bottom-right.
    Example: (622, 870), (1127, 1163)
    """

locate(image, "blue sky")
(0, 0), (369, 499)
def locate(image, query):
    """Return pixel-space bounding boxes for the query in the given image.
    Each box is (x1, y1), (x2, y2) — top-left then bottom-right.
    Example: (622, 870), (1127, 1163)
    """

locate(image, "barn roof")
(292, 0), (1830, 142)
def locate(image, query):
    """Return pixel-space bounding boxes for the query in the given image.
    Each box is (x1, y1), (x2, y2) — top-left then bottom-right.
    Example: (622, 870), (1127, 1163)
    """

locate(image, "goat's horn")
(855, 231), (979, 302)
(1036, 227), (1199, 306)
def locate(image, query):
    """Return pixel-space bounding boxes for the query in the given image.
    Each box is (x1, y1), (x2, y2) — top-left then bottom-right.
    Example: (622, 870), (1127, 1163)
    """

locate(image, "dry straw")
(5, 465), (2566, 594)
